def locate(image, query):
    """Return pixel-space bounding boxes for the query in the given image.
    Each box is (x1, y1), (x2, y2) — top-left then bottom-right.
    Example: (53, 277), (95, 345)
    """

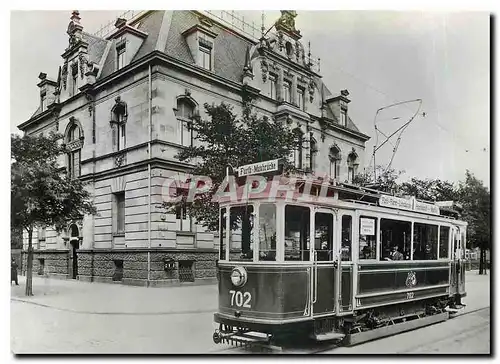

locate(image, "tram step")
(311, 332), (346, 342)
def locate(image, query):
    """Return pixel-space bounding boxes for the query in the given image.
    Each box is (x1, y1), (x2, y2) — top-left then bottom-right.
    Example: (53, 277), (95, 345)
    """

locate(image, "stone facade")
(18, 10), (369, 286)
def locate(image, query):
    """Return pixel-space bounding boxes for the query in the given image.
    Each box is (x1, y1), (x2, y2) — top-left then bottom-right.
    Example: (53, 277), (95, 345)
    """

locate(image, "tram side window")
(259, 204), (277, 261)
(315, 213), (333, 261)
(380, 219), (411, 261)
(413, 223), (438, 260)
(359, 216), (377, 260)
(220, 208), (226, 260)
(229, 205), (254, 261)
(439, 226), (450, 259)
(341, 215), (352, 261)
(284, 205), (310, 261)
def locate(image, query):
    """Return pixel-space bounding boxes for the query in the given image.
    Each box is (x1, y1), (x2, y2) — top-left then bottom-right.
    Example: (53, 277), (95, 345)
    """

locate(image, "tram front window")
(380, 219), (411, 261)
(259, 204), (277, 261)
(413, 223), (438, 260)
(439, 226), (450, 259)
(220, 208), (226, 260)
(284, 205), (310, 261)
(229, 205), (254, 261)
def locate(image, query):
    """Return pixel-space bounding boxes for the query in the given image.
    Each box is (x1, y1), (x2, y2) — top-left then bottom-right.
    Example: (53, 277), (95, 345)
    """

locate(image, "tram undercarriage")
(212, 294), (465, 349)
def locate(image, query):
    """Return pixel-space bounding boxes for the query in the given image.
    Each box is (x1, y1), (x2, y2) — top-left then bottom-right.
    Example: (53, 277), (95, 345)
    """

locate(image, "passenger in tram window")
(361, 245), (372, 259)
(390, 245), (404, 260)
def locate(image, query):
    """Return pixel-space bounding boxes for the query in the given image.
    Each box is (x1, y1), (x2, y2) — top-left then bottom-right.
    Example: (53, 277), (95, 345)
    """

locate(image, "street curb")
(11, 297), (216, 316)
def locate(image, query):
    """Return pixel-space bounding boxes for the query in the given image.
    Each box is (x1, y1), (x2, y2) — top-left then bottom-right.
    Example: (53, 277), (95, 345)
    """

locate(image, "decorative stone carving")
(66, 138), (84, 152)
(260, 59), (268, 82)
(275, 11), (298, 33)
(308, 79), (315, 102)
(114, 153), (127, 168)
(277, 31), (284, 51)
(61, 63), (68, 90)
(79, 53), (87, 79)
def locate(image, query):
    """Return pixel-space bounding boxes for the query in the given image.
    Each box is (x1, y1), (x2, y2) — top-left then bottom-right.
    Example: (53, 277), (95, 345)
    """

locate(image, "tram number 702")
(229, 290), (252, 308)
(406, 292), (415, 300)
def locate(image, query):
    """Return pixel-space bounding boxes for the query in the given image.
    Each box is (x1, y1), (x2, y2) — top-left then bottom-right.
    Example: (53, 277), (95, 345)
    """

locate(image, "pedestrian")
(11, 258), (19, 285)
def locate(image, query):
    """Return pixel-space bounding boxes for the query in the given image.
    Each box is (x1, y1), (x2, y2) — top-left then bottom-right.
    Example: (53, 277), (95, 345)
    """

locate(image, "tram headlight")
(230, 267), (248, 287)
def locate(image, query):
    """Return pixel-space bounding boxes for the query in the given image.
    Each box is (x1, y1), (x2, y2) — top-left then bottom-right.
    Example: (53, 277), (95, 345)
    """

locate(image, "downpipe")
(147, 63), (152, 286)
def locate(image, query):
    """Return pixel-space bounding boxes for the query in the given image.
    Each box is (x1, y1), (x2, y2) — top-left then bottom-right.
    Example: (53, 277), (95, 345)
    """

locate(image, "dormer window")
(41, 92), (47, 112)
(199, 39), (213, 71)
(340, 100), (348, 127)
(117, 42), (126, 70)
(341, 109), (347, 127)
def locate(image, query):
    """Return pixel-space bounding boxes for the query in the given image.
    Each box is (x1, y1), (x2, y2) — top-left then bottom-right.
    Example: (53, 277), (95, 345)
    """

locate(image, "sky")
(9, 7), (490, 187)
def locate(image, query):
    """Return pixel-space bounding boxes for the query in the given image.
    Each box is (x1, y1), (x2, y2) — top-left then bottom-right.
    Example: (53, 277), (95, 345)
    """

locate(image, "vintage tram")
(212, 165), (467, 347)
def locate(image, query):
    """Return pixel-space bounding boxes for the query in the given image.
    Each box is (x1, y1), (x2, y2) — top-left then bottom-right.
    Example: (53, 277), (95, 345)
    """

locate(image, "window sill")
(176, 231), (195, 236)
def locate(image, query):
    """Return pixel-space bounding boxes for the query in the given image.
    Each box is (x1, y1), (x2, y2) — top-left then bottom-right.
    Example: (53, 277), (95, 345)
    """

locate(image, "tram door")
(451, 226), (465, 296)
(311, 210), (336, 316)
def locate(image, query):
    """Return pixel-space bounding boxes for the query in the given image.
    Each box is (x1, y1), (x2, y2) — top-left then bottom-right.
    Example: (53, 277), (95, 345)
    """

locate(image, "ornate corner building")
(19, 10), (370, 286)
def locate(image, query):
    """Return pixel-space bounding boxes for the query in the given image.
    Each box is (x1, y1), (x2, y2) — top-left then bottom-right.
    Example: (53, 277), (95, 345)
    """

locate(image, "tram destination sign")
(379, 195), (440, 215)
(237, 159), (280, 177)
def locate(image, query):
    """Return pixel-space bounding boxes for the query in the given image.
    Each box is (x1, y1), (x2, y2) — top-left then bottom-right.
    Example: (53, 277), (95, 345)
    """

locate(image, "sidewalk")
(11, 275), (218, 315)
(11, 270), (488, 316)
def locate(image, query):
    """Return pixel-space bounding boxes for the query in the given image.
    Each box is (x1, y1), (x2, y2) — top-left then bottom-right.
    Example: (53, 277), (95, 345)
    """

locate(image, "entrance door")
(69, 224), (79, 279)
(451, 226), (463, 295)
(312, 210), (335, 316)
(337, 211), (355, 314)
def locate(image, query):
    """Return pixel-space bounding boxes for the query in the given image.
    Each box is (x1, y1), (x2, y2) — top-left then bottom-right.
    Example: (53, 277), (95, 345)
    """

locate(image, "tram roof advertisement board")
(379, 195), (440, 215)
(237, 159), (280, 177)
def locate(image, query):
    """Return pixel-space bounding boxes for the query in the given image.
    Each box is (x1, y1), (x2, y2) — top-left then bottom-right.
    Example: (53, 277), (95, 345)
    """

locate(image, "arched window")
(65, 121), (83, 179)
(175, 98), (196, 147)
(329, 145), (341, 180)
(110, 97), (127, 152)
(309, 136), (317, 172)
(293, 128), (304, 169)
(347, 149), (359, 183)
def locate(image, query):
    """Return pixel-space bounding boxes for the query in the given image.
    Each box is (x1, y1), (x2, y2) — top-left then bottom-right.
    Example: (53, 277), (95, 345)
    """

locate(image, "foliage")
(11, 133), (96, 295)
(399, 178), (459, 202)
(352, 165), (405, 193)
(163, 96), (298, 231)
(458, 171), (490, 249)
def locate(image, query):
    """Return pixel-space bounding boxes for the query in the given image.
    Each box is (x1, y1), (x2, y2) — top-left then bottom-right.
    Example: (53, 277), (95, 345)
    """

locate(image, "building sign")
(379, 195), (439, 215)
(360, 218), (375, 235)
(237, 159), (279, 177)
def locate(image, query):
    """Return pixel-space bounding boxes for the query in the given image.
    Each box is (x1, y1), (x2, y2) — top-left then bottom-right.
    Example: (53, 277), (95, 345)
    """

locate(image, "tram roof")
(216, 175), (463, 220)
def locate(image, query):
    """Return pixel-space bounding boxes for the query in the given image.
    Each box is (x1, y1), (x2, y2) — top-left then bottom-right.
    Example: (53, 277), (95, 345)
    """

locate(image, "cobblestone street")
(10, 271), (490, 354)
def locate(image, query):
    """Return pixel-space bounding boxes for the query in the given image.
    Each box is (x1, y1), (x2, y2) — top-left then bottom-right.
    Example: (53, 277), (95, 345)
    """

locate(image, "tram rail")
(210, 306), (490, 354)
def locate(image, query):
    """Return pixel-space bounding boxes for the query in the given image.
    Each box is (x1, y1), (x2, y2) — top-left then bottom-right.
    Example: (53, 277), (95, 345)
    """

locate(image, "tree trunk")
(25, 228), (34, 296)
(479, 245), (485, 275)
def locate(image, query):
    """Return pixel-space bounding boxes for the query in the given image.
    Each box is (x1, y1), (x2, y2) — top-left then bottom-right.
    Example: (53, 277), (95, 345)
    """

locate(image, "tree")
(163, 96), (298, 231)
(11, 133), (96, 296)
(399, 178), (459, 202)
(352, 165), (405, 193)
(458, 171), (490, 274)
